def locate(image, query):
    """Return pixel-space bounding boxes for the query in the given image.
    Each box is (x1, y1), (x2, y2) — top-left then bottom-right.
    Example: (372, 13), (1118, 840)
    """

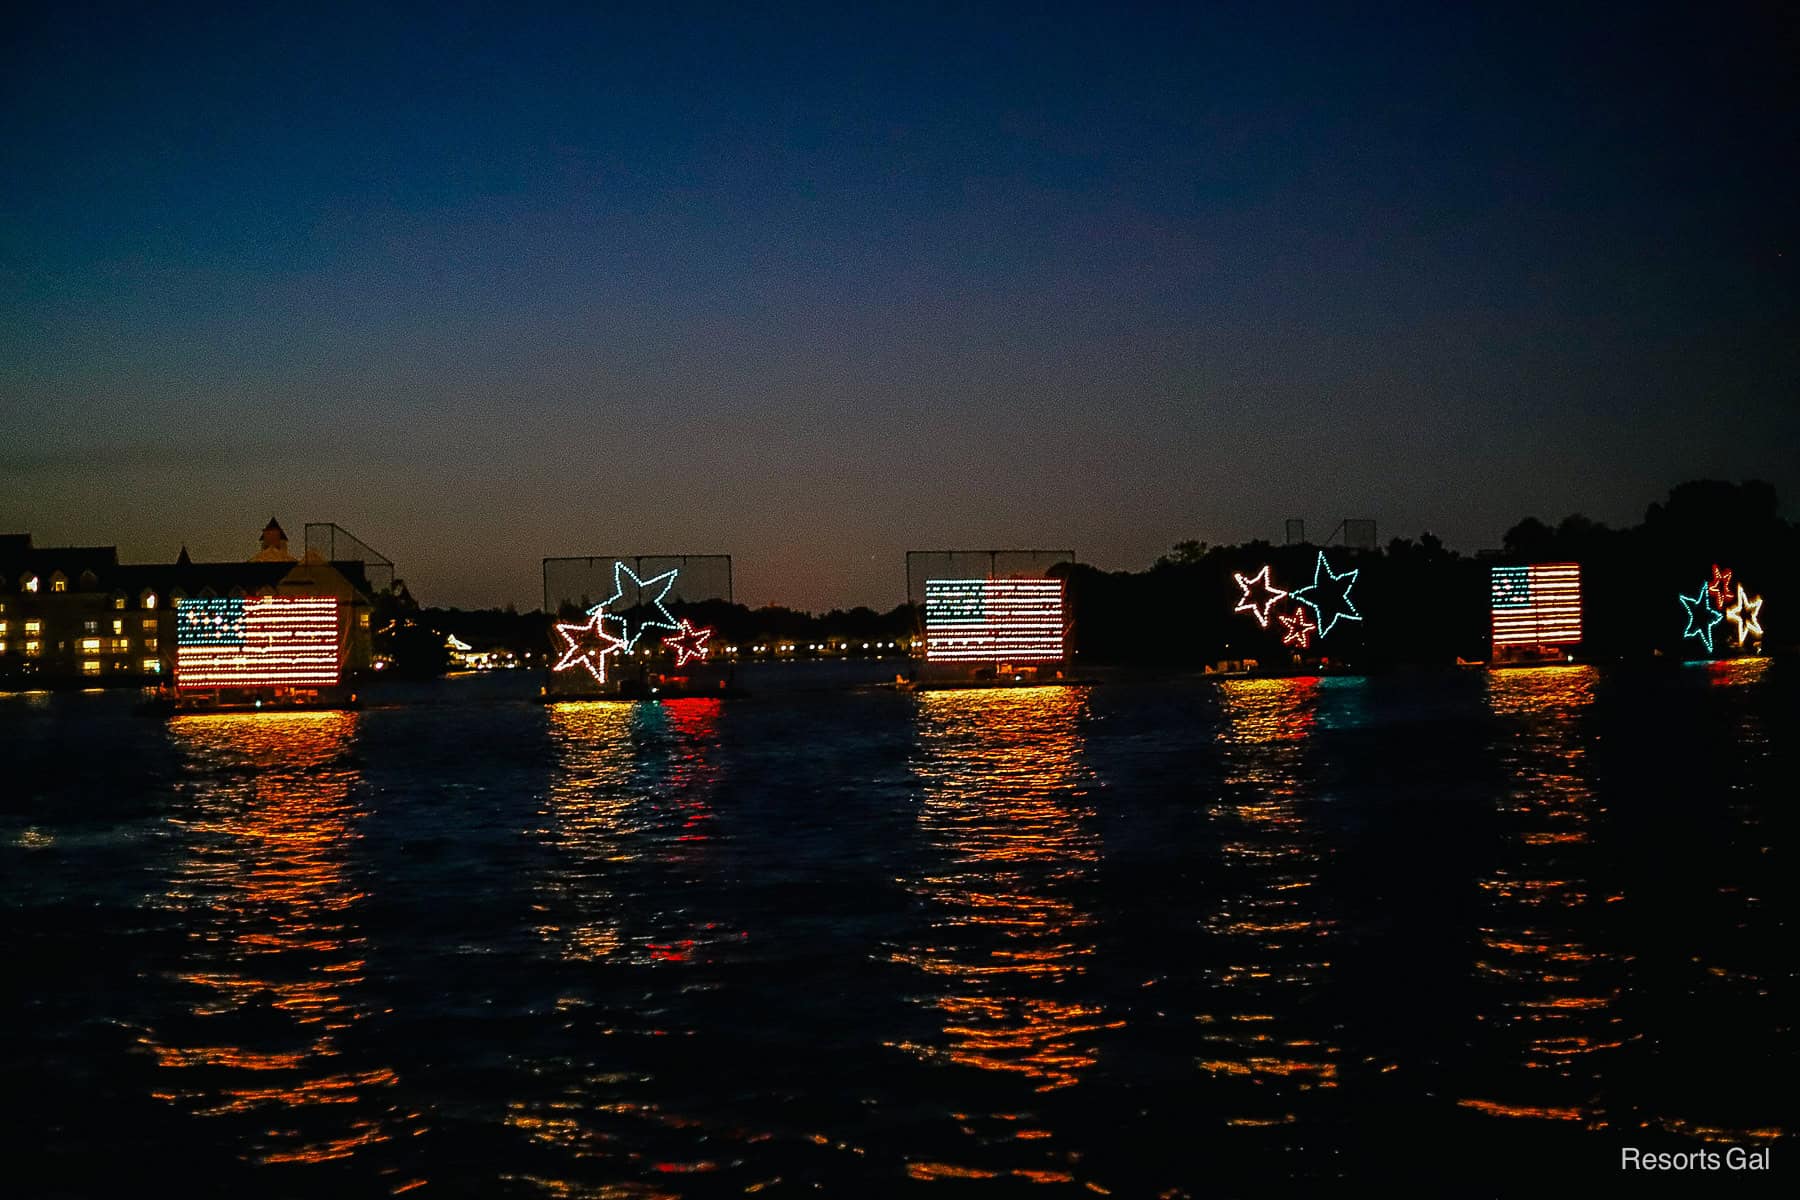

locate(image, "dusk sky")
(2, 2), (1794, 611)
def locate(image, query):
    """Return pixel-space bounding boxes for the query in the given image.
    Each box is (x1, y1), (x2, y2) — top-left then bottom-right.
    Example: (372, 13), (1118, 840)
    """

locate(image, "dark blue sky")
(2, 2), (1794, 610)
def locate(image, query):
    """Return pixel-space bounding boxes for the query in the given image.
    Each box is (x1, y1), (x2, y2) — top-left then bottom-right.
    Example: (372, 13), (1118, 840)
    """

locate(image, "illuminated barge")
(154, 594), (360, 712)
(540, 557), (741, 702)
(903, 575), (1088, 690)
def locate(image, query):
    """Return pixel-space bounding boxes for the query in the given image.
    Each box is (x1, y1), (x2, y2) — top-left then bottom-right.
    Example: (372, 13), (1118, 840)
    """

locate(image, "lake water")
(3, 662), (1792, 1196)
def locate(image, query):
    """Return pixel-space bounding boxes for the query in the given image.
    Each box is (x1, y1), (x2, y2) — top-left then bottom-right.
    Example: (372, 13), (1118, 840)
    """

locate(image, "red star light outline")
(552, 609), (628, 684)
(1233, 564), (1289, 628)
(662, 619), (714, 667)
(1279, 607), (1317, 649)
(1708, 564), (1733, 611)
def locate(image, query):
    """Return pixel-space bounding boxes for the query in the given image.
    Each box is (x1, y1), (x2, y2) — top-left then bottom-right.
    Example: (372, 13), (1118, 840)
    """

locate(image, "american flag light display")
(175, 597), (341, 689)
(923, 579), (1066, 663)
(1490, 563), (1582, 649)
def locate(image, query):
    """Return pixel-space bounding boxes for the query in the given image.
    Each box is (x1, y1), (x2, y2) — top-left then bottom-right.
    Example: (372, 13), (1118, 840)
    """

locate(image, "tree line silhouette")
(393, 480), (1792, 673)
(1061, 479), (1791, 667)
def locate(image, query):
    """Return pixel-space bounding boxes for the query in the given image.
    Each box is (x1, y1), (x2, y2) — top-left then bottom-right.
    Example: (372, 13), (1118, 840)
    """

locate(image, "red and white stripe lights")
(1490, 563), (1582, 649)
(923, 578), (1066, 663)
(174, 597), (341, 689)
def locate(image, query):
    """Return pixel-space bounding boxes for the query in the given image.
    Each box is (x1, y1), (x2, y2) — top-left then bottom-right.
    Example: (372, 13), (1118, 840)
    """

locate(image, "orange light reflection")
(1200, 679), (1341, 1125)
(507, 699), (739, 1191)
(144, 711), (419, 1173)
(895, 686), (1102, 1185)
(1465, 668), (1619, 1128)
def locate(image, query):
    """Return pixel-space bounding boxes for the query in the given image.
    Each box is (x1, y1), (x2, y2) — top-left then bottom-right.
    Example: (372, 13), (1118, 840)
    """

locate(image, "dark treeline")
(1063, 479), (1793, 667)
(393, 480), (1791, 673)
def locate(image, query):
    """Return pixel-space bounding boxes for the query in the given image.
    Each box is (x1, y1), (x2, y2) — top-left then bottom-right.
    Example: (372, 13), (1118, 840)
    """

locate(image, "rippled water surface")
(3, 664), (1793, 1195)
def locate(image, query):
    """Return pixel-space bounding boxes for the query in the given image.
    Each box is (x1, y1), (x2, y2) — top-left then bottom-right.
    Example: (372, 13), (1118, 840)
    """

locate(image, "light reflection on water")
(1205, 678), (1340, 1130)
(1462, 666), (1622, 1126)
(505, 698), (733, 1193)
(895, 686), (1108, 1185)
(6, 666), (1790, 1193)
(533, 698), (727, 966)
(1651, 654), (1784, 1144)
(1699, 656), (1771, 688)
(144, 711), (422, 1182)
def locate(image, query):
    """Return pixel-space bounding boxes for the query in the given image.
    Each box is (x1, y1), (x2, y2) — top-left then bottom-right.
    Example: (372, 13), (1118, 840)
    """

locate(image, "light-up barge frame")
(902, 549), (1080, 690)
(168, 595), (358, 711)
(540, 554), (737, 700)
(1489, 562), (1583, 666)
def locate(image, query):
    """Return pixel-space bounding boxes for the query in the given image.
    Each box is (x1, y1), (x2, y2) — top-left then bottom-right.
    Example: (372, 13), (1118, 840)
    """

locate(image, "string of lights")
(924, 579), (1066, 662)
(1678, 583), (1726, 654)
(1289, 552), (1362, 639)
(1232, 565), (1288, 628)
(174, 597), (340, 689)
(1490, 563), (1582, 648)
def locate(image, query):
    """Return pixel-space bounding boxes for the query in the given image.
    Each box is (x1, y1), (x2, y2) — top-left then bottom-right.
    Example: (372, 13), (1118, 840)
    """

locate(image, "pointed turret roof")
(254, 517), (296, 562)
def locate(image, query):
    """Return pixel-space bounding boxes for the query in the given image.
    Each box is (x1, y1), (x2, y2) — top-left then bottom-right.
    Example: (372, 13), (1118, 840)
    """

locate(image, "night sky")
(2, 3), (1794, 611)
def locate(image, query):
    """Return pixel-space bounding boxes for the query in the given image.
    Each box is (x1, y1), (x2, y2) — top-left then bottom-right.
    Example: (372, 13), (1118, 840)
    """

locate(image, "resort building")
(0, 520), (376, 687)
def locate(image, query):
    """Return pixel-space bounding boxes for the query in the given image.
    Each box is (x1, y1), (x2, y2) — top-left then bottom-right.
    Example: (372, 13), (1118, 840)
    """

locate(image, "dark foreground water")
(2, 663), (1792, 1197)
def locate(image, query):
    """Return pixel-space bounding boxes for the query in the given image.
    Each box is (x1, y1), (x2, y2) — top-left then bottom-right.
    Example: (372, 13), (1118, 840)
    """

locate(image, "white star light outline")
(592, 561), (681, 649)
(1289, 551), (1362, 638)
(1233, 565), (1289, 627)
(1679, 584), (1725, 654)
(1725, 585), (1763, 646)
(552, 609), (628, 684)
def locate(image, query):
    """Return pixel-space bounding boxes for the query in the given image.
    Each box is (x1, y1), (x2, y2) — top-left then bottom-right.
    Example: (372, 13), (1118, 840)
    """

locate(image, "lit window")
(0, 640), (6, 653)
(359, 611), (371, 626)
(80, 638), (101, 653)
(142, 618), (158, 631)
(25, 620), (40, 635)
(114, 597), (126, 610)
(144, 637), (158, 651)
(25, 640), (40, 656)
(142, 658), (161, 674)
(82, 621), (98, 634)
(113, 638), (130, 653)
(81, 660), (100, 675)
(112, 619), (124, 635)
(52, 578), (66, 593)
(143, 593), (158, 610)
(0, 621), (6, 635)
(23, 576), (38, 593)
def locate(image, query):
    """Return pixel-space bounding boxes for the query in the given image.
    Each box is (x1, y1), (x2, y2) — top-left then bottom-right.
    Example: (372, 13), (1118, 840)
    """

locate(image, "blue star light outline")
(1679, 583), (1726, 654)
(1289, 551), (1362, 639)
(591, 561), (681, 650)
